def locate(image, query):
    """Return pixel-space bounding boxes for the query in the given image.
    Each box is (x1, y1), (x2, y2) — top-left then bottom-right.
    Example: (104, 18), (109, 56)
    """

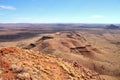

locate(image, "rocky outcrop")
(0, 47), (102, 80)
(25, 32), (100, 59)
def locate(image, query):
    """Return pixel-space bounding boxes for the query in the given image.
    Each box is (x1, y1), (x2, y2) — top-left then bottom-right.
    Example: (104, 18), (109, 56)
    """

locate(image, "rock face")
(0, 47), (102, 80)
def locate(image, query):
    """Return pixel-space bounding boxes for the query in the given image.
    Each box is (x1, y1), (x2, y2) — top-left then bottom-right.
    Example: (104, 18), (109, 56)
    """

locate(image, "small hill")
(0, 47), (102, 80)
(105, 24), (120, 29)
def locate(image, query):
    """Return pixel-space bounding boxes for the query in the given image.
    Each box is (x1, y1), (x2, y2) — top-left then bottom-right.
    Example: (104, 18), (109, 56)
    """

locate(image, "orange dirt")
(0, 47), (103, 80)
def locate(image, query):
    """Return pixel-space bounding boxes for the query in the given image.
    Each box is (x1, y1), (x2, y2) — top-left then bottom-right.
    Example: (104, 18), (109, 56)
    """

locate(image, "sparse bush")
(10, 64), (23, 73)
(17, 72), (31, 79)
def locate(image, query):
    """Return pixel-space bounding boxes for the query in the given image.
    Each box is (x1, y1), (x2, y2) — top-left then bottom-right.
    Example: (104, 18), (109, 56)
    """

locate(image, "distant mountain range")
(0, 23), (120, 29)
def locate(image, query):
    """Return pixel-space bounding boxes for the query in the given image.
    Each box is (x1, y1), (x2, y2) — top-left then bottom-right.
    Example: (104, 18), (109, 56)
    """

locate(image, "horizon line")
(0, 22), (120, 24)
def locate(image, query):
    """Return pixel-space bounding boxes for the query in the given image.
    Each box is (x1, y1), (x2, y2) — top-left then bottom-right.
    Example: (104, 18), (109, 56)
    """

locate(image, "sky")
(0, 0), (120, 23)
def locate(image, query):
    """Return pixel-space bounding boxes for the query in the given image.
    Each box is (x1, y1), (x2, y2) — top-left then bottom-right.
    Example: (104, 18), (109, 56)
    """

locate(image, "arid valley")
(0, 24), (120, 80)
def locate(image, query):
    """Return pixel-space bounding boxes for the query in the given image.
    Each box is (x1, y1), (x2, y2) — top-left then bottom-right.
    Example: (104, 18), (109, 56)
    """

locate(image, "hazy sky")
(0, 0), (120, 23)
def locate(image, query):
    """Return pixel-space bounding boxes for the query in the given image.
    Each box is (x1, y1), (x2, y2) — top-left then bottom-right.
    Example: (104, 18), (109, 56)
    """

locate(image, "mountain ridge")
(0, 47), (102, 80)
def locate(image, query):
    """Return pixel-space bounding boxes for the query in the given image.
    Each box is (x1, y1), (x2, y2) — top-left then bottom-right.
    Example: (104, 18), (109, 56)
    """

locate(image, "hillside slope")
(0, 47), (102, 80)
(25, 32), (120, 80)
